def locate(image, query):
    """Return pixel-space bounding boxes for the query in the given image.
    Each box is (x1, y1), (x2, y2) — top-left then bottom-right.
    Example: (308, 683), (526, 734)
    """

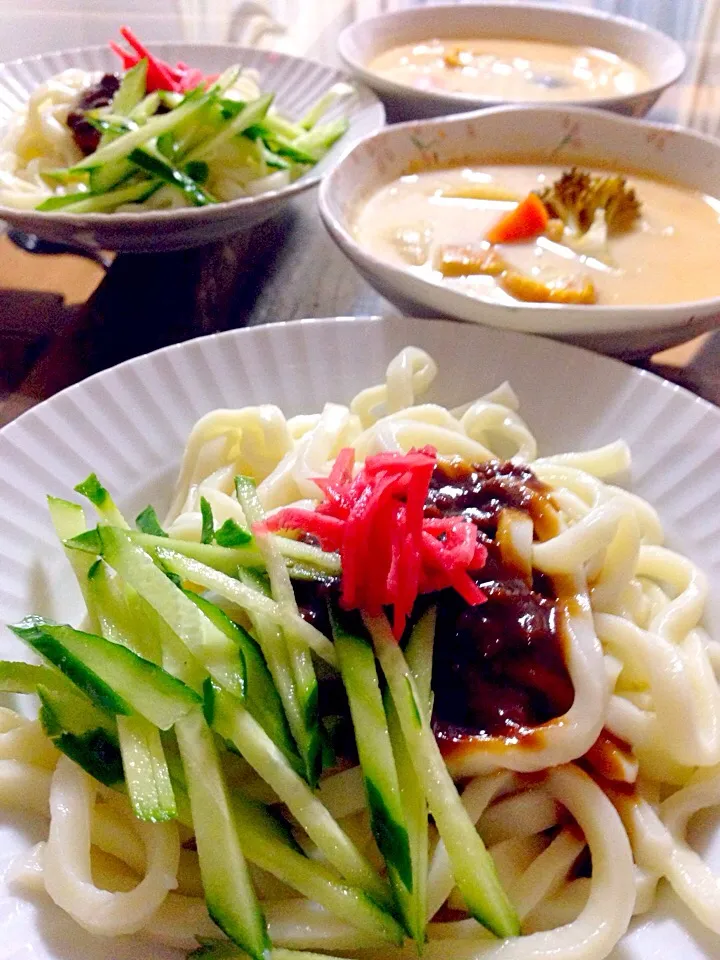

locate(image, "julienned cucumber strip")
(37, 683), (123, 787)
(67, 525), (341, 576)
(117, 713), (177, 822)
(186, 93), (273, 162)
(47, 496), (100, 632)
(128, 147), (215, 206)
(229, 786), (403, 944)
(35, 179), (160, 213)
(74, 474), (128, 527)
(233, 549), (320, 785)
(330, 609), (412, 895)
(366, 613), (520, 939)
(191, 944), (347, 960)
(68, 67), (240, 171)
(94, 527), (246, 699)
(236, 568), (307, 780)
(205, 681), (392, 910)
(68, 526), (262, 572)
(0, 660), (75, 697)
(292, 117), (349, 159)
(111, 58), (148, 117)
(9, 617), (200, 730)
(88, 559), (161, 662)
(185, 591), (298, 768)
(175, 708), (270, 960)
(299, 82), (353, 130)
(164, 734), (402, 944)
(155, 547), (337, 666)
(384, 608), (436, 944)
(235, 475), (322, 785)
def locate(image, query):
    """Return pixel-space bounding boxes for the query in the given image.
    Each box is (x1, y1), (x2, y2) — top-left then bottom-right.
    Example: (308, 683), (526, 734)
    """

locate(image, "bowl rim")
(337, 1), (687, 111)
(318, 103), (720, 324)
(0, 41), (385, 226)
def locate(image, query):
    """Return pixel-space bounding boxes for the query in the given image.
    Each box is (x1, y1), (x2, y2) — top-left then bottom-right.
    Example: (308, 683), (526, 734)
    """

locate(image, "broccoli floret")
(537, 167), (641, 236)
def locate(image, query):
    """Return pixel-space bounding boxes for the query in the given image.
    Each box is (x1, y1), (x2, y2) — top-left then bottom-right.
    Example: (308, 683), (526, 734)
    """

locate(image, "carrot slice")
(485, 193), (549, 244)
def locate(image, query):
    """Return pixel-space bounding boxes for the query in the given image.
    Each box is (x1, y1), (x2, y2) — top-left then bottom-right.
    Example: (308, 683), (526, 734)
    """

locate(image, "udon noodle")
(2, 346), (720, 960)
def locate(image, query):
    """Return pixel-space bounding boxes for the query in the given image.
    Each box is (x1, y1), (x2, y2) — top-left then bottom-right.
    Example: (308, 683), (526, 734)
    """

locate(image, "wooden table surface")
(1, 0), (720, 426)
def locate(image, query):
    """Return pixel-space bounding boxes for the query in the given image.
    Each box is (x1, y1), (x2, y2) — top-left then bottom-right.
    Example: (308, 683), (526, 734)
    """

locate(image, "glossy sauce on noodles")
(296, 458), (575, 754)
(425, 460), (574, 751)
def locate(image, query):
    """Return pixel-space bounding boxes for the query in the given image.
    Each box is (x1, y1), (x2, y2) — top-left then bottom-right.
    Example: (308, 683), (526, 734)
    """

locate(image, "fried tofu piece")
(436, 244), (507, 278)
(443, 48), (466, 69)
(500, 270), (597, 304)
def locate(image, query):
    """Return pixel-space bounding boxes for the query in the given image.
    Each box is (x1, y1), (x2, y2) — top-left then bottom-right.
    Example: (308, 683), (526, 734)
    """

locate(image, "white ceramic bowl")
(338, 3), (686, 122)
(0, 44), (384, 253)
(318, 105), (720, 358)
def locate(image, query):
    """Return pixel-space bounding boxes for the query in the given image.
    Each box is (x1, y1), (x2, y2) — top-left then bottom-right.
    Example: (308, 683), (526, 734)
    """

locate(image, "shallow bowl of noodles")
(0, 43), (384, 252)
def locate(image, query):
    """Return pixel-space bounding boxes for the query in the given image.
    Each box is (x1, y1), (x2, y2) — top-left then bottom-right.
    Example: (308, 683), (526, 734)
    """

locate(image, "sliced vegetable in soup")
(353, 164), (720, 307)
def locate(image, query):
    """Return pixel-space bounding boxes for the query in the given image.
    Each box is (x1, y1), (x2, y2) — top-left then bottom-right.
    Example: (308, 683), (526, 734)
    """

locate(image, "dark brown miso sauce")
(295, 457), (575, 755)
(67, 74), (120, 155)
(426, 458), (574, 750)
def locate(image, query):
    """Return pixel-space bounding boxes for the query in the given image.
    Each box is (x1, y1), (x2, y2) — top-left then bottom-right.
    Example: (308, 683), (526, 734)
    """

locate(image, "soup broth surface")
(368, 38), (649, 100)
(353, 164), (720, 307)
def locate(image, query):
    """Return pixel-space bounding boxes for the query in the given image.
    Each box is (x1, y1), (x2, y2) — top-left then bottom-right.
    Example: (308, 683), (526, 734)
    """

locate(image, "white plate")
(1, 316), (719, 960)
(319, 105), (720, 358)
(0, 44), (384, 252)
(338, 2), (686, 122)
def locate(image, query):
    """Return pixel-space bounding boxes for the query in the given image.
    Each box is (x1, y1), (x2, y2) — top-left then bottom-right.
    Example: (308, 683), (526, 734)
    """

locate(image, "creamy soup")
(353, 165), (720, 307)
(367, 38), (649, 101)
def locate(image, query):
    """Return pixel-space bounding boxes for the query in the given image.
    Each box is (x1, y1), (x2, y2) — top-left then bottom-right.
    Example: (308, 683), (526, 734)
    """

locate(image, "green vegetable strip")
(206, 682), (392, 910)
(299, 83), (352, 130)
(128, 147), (216, 206)
(236, 568), (308, 775)
(191, 944), (348, 960)
(117, 714), (177, 822)
(68, 525), (340, 576)
(186, 590), (299, 768)
(164, 735), (400, 941)
(229, 788), (403, 944)
(292, 117), (349, 160)
(365, 612), (520, 939)
(47, 496), (100, 632)
(384, 608), (436, 944)
(88, 561), (178, 821)
(235, 476), (322, 785)
(10, 617), (200, 730)
(87, 559), (160, 661)
(0, 660), (72, 696)
(95, 527), (246, 699)
(74, 474), (129, 527)
(110, 58), (148, 118)
(68, 67), (240, 171)
(331, 611), (412, 896)
(68, 527), (262, 572)
(128, 91), (162, 123)
(156, 548), (337, 666)
(175, 708), (270, 960)
(404, 606), (436, 712)
(187, 94), (273, 162)
(35, 682), (123, 787)
(35, 179), (160, 213)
